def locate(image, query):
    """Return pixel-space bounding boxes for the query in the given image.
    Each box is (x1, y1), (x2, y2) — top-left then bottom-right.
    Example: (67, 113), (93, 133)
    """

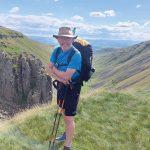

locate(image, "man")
(48, 27), (82, 150)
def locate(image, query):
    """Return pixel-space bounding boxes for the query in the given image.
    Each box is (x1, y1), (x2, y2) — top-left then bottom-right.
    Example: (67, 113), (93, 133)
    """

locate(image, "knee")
(64, 116), (75, 126)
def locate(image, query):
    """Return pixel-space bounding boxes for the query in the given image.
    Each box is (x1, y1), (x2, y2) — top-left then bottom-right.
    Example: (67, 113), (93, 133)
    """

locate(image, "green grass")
(75, 92), (150, 150)
(1, 45), (21, 55)
(0, 91), (149, 150)
(0, 36), (52, 65)
(0, 26), (149, 149)
(0, 26), (53, 65)
(0, 26), (23, 36)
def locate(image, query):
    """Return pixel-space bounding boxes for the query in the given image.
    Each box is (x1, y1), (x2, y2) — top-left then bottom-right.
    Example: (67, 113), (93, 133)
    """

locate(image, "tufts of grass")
(0, 91), (149, 150)
(75, 92), (150, 150)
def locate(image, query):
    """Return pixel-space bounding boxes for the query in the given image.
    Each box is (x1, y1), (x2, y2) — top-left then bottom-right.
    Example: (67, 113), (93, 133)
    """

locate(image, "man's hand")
(52, 66), (75, 82)
(46, 63), (69, 85)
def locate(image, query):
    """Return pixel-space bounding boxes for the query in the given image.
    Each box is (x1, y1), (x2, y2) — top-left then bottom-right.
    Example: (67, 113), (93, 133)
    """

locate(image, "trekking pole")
(48, 81), (69, 150)
(48, 100), (64, 150)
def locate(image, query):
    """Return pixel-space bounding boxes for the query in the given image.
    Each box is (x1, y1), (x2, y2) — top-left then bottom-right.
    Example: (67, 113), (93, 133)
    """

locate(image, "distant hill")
(87, 38), (140, 51)
(29, 35), (140, 51)
(0, 26), (52, 64)
(93, 40), (150, 93)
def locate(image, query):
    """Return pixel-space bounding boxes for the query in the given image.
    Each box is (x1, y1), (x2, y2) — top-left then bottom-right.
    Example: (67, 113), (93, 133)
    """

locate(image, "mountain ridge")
(92, 40), (150, 92)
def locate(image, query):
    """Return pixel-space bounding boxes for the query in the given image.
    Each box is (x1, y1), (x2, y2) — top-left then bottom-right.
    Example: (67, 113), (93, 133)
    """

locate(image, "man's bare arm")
(46, 62), (68, 84)
(52, 66), (76, 81)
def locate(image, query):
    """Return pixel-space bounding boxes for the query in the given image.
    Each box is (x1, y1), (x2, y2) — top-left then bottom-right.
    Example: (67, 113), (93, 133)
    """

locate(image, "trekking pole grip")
(53, 80), (59, 89)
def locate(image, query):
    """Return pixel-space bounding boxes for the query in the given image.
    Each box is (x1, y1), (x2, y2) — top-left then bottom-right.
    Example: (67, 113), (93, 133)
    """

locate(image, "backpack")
(55, 37), (95, 83)
(73, 37), (95, 82)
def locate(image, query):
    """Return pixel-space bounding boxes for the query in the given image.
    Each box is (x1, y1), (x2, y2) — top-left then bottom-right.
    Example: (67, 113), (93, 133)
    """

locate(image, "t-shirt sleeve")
(67, 52), (81, 71)
(50, 48), (58, 64)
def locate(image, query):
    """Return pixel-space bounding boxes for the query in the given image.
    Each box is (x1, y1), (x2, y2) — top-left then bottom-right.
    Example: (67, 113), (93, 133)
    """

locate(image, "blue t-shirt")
(50, 46), (81, 82)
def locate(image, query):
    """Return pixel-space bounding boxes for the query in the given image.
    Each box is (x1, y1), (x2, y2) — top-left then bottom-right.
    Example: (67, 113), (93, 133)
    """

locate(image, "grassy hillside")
(1, 26), (149, 94)
(92, 41), (150, 93)
(0, 26), (149, 150)
(0, 90), (149, 150)
(0, 26), (52, 64)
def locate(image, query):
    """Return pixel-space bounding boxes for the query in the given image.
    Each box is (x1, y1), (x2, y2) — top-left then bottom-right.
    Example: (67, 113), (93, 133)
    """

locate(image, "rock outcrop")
(0, 51), (52, 118)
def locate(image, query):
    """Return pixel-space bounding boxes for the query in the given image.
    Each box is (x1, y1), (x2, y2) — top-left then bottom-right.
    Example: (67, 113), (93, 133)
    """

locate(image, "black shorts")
(57, 83), (81, 116)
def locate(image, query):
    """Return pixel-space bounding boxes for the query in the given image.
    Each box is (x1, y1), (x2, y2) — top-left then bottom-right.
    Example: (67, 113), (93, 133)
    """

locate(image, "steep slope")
(92, 40), (150, 92)
(0, 26), (52, 64)
(0, 27), (53, 119)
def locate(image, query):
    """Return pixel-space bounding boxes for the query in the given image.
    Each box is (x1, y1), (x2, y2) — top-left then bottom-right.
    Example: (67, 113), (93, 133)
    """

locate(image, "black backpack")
(55, 37), (95, 83)
(73, 37), (95, 82)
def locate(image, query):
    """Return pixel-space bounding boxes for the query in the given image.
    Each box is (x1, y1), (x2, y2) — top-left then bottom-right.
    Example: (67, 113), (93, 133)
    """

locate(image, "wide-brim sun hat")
(53, 27), (77, 38)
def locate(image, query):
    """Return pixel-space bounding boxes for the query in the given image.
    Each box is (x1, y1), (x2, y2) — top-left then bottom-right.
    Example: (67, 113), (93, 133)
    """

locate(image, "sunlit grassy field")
(0, 90), (149, 150)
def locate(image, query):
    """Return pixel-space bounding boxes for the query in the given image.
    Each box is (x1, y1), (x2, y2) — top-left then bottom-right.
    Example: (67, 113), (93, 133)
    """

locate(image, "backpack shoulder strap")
(55, 47), (75, 67)
(67, 48), (76, 64)
(55, 47), (61, 62)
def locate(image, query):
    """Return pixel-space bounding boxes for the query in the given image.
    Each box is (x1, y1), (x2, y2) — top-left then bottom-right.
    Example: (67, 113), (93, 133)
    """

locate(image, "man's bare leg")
(64, 116), (75, 148)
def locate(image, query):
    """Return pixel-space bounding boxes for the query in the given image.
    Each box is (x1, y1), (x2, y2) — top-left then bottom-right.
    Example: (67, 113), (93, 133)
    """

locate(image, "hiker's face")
(57, 37), (74, 50)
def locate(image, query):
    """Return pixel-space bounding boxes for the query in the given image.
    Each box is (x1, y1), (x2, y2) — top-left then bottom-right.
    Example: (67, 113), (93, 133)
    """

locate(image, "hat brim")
(53, 35), (77, 39)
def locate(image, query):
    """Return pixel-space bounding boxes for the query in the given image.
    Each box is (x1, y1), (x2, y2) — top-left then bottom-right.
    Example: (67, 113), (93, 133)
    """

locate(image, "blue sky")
(0, 0), (150, 41)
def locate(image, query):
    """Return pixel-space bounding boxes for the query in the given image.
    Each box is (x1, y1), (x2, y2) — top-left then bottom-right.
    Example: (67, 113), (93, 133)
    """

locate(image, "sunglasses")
(57, 36), (74, 40)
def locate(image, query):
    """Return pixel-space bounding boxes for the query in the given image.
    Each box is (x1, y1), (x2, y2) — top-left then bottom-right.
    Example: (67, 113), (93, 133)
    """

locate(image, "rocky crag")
(0, 51), (52, 119)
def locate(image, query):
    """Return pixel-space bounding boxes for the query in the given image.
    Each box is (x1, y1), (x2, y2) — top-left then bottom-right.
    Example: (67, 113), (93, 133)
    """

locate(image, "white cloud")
(136, 4), (141, 8)
(90, 11), (105, 18)
(105, 21), (150, 41)
(116, 21), (139, 28)
(72, 15), (83, 21)
(90, 9), (116, 18)
(144, 21), (150, 26)
(104, 10), (116, 17)
(54, 0), (59, 2)
(0, 12), (149, 41)
(110, 30), (150, 41)
(9, 7), (20, 14)
(0, 13), (62, 36)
